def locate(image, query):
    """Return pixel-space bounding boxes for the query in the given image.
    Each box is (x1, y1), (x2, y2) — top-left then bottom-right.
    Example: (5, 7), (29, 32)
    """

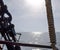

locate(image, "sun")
(24, 0), (44, 9)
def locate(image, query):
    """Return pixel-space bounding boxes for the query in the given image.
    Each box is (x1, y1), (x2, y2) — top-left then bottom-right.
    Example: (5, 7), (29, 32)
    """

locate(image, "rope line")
(45, 0), (58, 50)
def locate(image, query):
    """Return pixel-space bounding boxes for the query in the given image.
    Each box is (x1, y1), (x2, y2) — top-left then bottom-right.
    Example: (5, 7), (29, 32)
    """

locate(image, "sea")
(0, 32), (60, 50)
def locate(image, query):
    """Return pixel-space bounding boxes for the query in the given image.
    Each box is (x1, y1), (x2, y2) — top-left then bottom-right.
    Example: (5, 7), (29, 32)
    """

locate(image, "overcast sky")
(3, 0), (60, 32)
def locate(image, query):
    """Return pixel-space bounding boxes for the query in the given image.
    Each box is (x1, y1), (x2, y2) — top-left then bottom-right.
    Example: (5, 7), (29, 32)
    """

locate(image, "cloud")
(51, 0), (60, 32)
(3, 0), (60, 32)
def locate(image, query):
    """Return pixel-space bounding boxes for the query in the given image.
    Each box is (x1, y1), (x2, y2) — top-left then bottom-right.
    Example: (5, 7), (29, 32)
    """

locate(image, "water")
(19, 32), (60, 50)
(0, 32), (60, 50)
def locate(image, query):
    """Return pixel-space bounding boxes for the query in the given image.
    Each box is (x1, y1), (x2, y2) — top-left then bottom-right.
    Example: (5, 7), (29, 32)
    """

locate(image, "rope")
(45, 0), (58, 50)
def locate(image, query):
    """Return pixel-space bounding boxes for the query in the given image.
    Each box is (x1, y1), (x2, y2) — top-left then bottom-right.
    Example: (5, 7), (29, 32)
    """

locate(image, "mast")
(45, 0), (57, 50)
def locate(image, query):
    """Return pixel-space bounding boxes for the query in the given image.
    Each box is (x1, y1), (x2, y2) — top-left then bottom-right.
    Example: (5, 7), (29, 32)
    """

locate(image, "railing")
(0, 40), (52, 49)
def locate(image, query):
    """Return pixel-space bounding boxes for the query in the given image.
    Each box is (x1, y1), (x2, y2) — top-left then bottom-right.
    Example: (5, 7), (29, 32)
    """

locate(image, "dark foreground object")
(15, 46), (21, 50)
(0, 41), (52, 49)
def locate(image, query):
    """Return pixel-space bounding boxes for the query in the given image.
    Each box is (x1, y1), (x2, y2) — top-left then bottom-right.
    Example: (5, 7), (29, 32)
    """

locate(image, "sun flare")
(33, 32), (42, 35)
(25, 0), (44, 9)
(32, 48), (41, 50)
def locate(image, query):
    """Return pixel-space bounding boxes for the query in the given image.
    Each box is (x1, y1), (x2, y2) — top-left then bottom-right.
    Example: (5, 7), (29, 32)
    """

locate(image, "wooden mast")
(45, 0), (57, 50)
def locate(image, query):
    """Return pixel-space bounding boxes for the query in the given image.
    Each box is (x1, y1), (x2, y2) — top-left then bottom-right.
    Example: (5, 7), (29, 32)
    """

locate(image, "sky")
(3, 0), (60, 32)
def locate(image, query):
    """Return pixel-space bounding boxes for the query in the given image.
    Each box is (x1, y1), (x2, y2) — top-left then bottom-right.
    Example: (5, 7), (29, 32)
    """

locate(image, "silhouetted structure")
(0, 0), (21, 50)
